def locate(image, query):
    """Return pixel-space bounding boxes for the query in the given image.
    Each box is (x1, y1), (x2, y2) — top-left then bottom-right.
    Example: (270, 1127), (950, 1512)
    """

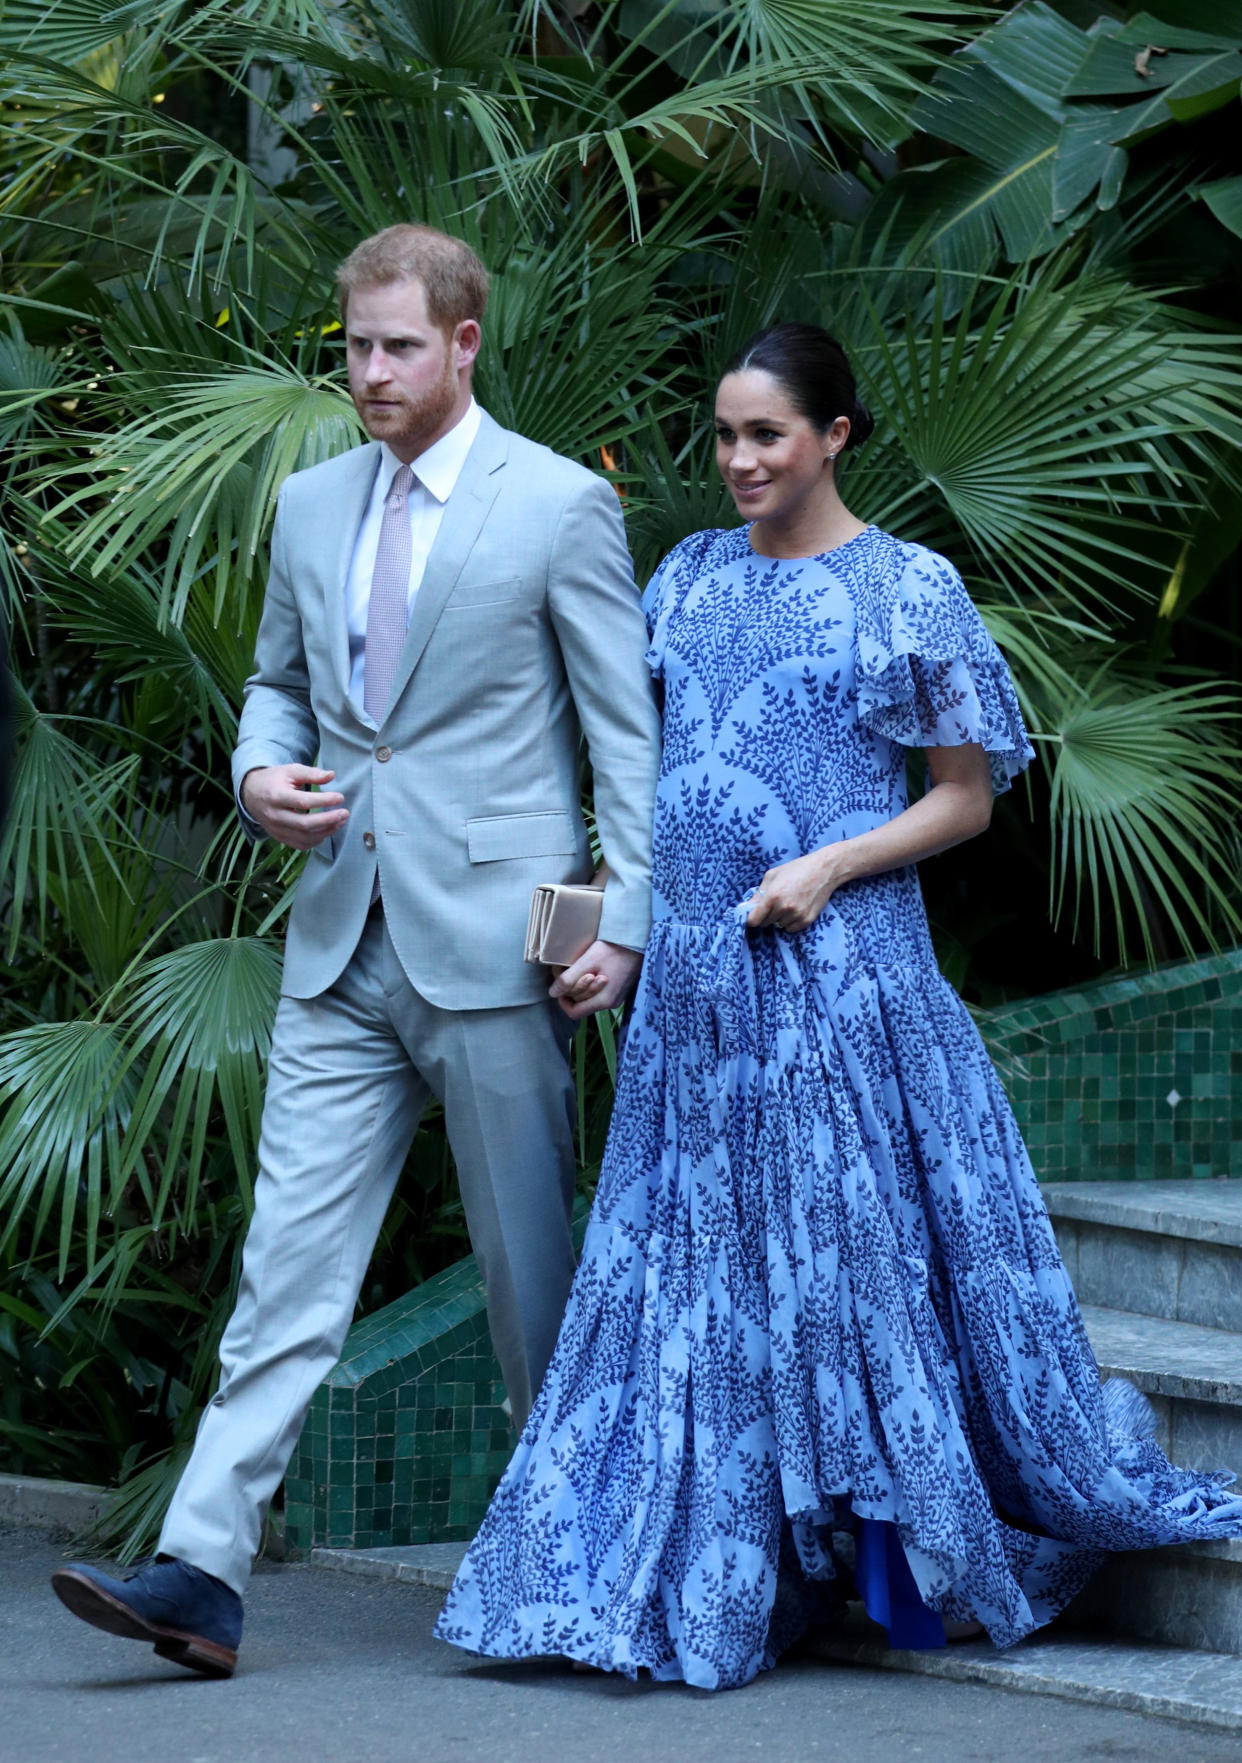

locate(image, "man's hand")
(241, 764), (348, 851)
(548, 939), (642, 1020)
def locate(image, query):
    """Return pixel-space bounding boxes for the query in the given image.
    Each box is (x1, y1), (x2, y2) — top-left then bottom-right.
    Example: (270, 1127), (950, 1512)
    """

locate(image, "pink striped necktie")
(363, 463), (415, 725)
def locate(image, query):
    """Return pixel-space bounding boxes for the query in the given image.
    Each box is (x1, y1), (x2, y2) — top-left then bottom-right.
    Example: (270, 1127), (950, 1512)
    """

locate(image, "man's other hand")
(241, 765), (348, 851)
(548, 940), (642, 1020)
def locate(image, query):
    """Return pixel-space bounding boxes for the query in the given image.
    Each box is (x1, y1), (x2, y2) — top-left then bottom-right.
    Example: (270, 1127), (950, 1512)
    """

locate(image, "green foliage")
(876, 1), (1242, 268)
(1, 0), (1240, 1551)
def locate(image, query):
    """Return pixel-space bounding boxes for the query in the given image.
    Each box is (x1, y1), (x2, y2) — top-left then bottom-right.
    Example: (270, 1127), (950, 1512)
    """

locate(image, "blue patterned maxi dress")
(436, 525), (1242, 1689)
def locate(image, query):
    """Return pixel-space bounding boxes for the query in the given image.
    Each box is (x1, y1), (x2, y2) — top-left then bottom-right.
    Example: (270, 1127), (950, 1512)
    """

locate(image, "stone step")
(1068, 1538), (1242, 1657)
(314, 1302), (1242, 1676)
(1081, 1303), (1242, 1478)
(1077, 1305), (1242, 1655)
(1044, 1179), (1242, 1332)
(313, 1542), (1242, 1730)
(809, 1626), (1242, 1733)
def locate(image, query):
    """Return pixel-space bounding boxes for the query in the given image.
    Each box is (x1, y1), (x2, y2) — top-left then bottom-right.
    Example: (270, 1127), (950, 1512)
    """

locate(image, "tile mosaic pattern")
(287, 951), (1242, 1551)
(283, 1250), (514, 1555)
(285, 1208), (589, 1556)
(979, 949), (1242, 1183)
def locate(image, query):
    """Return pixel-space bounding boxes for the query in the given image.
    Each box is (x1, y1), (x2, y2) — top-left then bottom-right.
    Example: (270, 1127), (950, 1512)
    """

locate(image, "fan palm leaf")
(24, 511), (241, 747)
(39, 367), (360, 622)
(1, 50), (286, 292)
(474, 217), (688, 450)
(0, 1020), (135, 1278)
(1043, 672), (1242, 964)
(86, 1436), (195, 1562)
(707, 0), (974, 145)
(0, 0), (180, 65)
(0, 924), (280, 1274)
(37, 1225), (207, 1340)
(0, 686), (140, 957)
(44, 837), (182, 999)
(115, 935), (283, 1226)
(0, 331), (67, 447)
(845, 260), (1242, 613)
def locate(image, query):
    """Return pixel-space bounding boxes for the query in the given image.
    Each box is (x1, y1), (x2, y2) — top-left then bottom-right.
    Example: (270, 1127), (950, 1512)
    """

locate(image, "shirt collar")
(378, 398), (482, 506)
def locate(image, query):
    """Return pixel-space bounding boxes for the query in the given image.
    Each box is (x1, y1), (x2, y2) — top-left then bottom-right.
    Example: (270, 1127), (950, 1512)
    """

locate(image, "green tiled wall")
(287, 949), (1242, 1552)
(978, 948), (1242, 1182)
(285, 1206), (589, 1556)
(284, 1247), (515, 1554)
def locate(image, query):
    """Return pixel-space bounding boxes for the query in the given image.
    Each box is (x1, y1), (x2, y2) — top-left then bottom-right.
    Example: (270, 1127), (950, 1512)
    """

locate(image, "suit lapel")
(326, 441), (383, 700)
(382, 413), (509, 715)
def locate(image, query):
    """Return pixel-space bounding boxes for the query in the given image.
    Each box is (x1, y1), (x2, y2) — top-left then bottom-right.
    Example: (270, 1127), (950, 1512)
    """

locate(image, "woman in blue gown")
(436, 324), (1242, 1690)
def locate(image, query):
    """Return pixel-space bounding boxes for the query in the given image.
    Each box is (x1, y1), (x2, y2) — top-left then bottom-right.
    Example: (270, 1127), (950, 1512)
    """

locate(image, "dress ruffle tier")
(435, 526), (1242, 1689)
(436, 906), (1242, 1687)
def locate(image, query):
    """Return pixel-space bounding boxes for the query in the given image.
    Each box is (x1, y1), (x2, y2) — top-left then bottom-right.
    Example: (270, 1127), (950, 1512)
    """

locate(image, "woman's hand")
(746, 848), (843, 932)
(744, 744), (994, 933)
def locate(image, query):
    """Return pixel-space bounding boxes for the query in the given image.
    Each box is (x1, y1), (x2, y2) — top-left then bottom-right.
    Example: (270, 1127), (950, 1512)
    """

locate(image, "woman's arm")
(746, 743), (994, 932)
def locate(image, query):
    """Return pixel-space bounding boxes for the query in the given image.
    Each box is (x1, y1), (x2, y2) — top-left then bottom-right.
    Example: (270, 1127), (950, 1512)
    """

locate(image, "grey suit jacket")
(232, 410), (661, 1007)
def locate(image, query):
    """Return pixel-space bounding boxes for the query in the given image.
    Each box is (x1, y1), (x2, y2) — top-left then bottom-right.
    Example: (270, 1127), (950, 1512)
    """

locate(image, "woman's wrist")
(813, 839), (854, 893)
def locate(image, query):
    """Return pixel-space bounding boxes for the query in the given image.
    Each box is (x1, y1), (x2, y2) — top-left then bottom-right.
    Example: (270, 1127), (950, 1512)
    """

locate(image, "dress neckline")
(743, 522), (876, 563)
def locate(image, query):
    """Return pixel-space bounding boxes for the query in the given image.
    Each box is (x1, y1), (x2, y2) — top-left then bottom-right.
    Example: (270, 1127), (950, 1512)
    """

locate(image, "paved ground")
(3, 1528), (1238, 1763)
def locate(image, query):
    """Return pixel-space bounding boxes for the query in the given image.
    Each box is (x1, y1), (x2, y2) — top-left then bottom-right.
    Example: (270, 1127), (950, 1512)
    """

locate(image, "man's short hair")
(336, 225), (489, 331)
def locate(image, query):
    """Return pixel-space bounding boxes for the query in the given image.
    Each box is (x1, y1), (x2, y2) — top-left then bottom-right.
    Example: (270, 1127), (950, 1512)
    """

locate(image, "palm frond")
(44, 847), (179, 998)
(0, 331), (67, 447)
(0, 685), (141, 958)
(117, 936), (283, 1226)
(39, 367), (360, 622)
(1, 48), (312, 292)
(0, 1), (171, 64)
(86, 1436), (194, 1561)
(25, 509), (241, 747)
(515, 58), (845, 233)
(363, 0), (514, 67)
(622, 414), (735, 579)
(716, 0), (974, 143)
(0, 1020), (134, 1278)
(1044, 672), (1242, 964)
(846, 258), (1242, 613)
(973, 600), (1096, 722)
(476, 220), (685, 453)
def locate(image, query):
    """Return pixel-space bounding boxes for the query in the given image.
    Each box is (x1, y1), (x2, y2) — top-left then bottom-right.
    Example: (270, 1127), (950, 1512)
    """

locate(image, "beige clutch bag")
(525, 883), (604, 968)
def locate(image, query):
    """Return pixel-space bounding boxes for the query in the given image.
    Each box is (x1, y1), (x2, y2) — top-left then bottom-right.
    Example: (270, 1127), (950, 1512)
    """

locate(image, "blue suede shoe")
(51, 1555), (243, 1677)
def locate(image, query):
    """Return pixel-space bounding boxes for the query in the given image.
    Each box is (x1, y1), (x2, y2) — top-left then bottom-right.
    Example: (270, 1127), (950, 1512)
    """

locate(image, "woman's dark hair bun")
(722, 322), (874, 452)
(849, 397), (875, 450)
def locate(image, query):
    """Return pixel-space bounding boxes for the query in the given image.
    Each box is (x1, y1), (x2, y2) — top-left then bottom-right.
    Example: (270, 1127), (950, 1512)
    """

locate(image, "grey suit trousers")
(158, 906), (577, 1594)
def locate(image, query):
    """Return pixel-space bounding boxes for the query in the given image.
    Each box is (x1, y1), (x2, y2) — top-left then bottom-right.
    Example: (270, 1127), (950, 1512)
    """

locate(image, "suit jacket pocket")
(466, 811), (578, 863)
(443, 576), (521, 609)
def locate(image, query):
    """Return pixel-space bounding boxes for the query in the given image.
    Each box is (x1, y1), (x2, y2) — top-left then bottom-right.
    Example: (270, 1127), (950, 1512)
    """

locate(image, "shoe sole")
(50, 1569), (237, 1677)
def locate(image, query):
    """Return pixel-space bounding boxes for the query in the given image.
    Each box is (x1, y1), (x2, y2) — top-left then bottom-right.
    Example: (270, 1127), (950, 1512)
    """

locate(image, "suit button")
(376, 745), (392, 763)
(363, 831), (376, 851)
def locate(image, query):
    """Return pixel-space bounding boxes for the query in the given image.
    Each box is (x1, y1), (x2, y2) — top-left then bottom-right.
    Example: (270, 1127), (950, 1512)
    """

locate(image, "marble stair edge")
(1044, 1180), (1242, 1334)
(313, 1187), (1242, 1692)
(310, 1541), (1242, 1731)
(1042, 1181), (1242, 1660)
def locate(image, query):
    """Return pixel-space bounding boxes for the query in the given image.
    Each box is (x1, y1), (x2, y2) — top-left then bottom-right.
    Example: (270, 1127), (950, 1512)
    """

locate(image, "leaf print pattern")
(436, 526), (1242, 1690)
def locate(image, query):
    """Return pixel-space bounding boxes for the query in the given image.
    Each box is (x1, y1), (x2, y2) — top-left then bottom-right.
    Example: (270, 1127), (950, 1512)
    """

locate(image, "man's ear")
(454, 319), (482, 372)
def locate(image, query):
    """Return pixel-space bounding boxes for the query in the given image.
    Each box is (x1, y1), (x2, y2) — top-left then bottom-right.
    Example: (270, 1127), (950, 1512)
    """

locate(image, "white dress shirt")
(344, 398), (482, 708)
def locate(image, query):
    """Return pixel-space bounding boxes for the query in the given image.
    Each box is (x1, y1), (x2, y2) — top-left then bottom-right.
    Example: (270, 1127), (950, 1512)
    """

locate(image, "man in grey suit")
(51, 224), (661, 1677)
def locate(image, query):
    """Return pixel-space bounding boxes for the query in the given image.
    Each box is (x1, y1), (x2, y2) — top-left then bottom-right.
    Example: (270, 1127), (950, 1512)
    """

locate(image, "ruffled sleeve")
(642, 529), (720, 680)
(855, 540), (1034, 795)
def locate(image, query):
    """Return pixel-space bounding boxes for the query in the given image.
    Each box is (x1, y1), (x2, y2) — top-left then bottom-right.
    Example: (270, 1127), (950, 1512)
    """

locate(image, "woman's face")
(714, 369), (845, 524)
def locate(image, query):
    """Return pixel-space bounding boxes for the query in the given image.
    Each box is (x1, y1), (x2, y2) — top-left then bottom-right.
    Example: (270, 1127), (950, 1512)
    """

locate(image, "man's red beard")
(353, 350), (459, 454)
